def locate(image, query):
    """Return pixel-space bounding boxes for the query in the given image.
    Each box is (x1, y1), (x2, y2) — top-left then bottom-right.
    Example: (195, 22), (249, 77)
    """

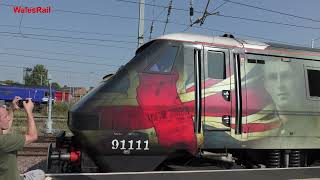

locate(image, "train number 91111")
(111, 139), (150, 151)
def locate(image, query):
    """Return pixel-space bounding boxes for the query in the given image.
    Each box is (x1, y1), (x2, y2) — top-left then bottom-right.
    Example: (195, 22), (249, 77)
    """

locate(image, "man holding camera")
(0, 96), (45, 180)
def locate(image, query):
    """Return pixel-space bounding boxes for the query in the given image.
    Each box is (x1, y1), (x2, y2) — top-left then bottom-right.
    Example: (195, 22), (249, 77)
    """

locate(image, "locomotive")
(47, 33), (320, 172)
(0, 85), (55, 108)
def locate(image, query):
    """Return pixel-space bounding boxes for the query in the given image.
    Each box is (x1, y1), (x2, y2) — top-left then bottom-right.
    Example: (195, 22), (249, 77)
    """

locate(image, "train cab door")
(200, 47), (235, 148)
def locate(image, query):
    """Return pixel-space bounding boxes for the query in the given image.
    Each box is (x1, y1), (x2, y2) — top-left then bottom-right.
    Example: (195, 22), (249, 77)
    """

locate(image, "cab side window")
(207, 51), (226, 79)
(307, 69), (320, 98)
(147, 46), (178, 73)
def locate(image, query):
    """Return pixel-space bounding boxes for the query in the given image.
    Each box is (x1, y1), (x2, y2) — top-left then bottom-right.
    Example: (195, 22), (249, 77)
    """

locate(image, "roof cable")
(163, 0), (173, 34)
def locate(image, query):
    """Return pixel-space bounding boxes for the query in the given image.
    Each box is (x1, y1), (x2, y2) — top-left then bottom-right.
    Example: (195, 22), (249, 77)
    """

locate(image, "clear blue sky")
(1, 0), (320, 89)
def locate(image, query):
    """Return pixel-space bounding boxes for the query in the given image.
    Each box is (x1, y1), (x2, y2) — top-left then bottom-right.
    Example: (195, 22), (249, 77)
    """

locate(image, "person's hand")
(12, 96), (22, 110)
(23, 98), (34, 114)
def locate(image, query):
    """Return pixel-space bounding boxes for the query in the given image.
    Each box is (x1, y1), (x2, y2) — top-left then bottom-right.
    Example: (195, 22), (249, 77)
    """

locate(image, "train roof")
(150, 33), (320, 56)
(0, 84), (53, 90)
(156, 33), (269, 50)
(267, 42), (320, 53)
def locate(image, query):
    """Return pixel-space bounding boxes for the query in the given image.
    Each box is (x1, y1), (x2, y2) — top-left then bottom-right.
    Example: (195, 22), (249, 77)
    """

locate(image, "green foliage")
(12, 105), (70, 134)
(51, 82), (61, 90)
(25, 64), (48, 86)
(53, 102), (69, 116)
(41, 102), (70, 117)
(0, 80), (21, 85)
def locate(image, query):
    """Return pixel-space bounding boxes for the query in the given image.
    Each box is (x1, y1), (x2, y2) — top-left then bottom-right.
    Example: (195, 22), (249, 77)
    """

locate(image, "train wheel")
(46, 143), (54, 172)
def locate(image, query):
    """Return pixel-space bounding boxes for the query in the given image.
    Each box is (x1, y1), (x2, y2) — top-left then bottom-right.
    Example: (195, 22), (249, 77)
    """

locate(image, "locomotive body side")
(0, 85), (55, 106)
(49, 33), (320, 172)
(203, 45), (320, 150)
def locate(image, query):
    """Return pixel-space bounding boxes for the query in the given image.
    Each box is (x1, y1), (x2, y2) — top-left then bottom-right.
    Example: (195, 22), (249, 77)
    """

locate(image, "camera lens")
(18, 100), (24, 108)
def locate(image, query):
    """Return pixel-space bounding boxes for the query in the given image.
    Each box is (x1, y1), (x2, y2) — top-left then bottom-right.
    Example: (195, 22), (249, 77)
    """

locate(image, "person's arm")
(2, 109), (13, 134)
(2, 96), (21, 134)
(23, 98), (38, 145)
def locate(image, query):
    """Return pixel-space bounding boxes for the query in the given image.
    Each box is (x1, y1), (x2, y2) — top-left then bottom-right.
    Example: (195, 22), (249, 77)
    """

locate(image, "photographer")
(0, 96), (45, 180)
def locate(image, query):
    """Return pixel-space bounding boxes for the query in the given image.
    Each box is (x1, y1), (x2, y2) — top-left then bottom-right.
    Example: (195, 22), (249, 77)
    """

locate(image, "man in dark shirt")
(0, 97), (45, 180)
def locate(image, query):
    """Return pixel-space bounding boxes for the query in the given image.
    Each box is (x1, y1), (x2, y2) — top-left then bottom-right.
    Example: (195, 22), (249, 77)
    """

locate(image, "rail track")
(18, 136), (56, 157)
(15, 116), (67, 122)
(18, 146), (49, 156)
(37, 136), (56, 143)
(15, 116), (66, 119)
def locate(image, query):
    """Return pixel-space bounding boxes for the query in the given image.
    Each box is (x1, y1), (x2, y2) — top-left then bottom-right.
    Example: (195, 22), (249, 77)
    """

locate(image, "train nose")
(68, 111), (101, 131)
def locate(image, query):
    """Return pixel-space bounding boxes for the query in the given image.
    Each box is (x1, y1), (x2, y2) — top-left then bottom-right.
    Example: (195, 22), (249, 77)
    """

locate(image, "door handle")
(222, 115), (231, 127)
(222, 90), (231, 101)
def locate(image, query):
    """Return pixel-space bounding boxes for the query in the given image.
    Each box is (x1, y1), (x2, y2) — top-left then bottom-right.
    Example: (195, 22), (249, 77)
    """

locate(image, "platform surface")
(46, 167), (320, 180)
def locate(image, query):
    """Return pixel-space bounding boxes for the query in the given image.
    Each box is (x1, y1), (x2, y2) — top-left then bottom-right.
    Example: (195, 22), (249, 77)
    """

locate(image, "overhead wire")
(0, 3), (127, 83)
(0, 59), (73, 69)
(115, 0), (188, 13)
(145, 5), (167, 38)
(114, 0), (320, 30)
(0, 2), (312, 47)
(0, 64), (102, 76)
(182, 0), (227, 32)
(116, 0), (320, 23)
(163, 0), (173, 35)
(200, 0), (212, 26)
(184, 0), (215, 32)
(221, 0), (320, 23)
(0, 33), (135, 49)
(197, 25), (306, 46)
(18, 0), (25, 37)
(1, 18), (304, 49)
(2, 2), (320, 33)
(2, 47), (125, 61)
(212, 1), (229, 12)
(0, 52), (121, 67)
(149, 0), (156, 40)
(0, 57), (119, 75)
(0, 24), (137, 38)
(216, 14), (320, 30)
(0, 31), (136, 44)
(0, 2), (139, 20)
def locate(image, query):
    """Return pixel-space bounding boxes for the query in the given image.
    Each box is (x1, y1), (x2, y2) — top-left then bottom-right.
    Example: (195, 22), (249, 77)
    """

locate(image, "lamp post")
(137, 0), (145, 48)
(45, 74), (53, 134)
(311, 37), (320, 48)
(23, 67), (32, 85)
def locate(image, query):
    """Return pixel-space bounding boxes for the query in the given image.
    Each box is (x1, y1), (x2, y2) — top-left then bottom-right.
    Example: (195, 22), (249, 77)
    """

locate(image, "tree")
(25, 64), (48, 86)
(0, 80), (21, 85)
(51, 82), (61, 90)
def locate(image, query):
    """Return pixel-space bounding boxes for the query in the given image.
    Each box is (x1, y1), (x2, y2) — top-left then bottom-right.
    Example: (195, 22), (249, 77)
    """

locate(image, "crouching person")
(0, 97), (45, 180)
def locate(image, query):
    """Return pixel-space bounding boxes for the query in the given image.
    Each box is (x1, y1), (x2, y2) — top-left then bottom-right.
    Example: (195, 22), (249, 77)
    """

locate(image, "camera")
(17, 99), (29, 109)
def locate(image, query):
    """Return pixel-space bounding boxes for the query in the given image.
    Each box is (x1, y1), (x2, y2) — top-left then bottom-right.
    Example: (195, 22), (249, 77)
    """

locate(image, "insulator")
(267, 150), (281, 168)
(289, 150), (300, 167)
(168, 0), (172, 16)
(190, 7), (194, 16)
(150, 22), (154, 33)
